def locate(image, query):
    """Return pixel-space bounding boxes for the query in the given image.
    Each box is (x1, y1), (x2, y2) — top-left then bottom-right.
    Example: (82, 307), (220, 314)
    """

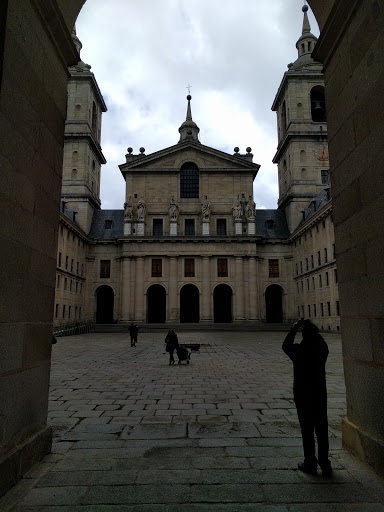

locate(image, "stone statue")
(231, 196), (243, 220)
(201, 196), (210, 220)
(137, 199), (147, 221)
(169, 196), (180, 220)
(124, 197), (133, 221)
(245, 195), (256, 220)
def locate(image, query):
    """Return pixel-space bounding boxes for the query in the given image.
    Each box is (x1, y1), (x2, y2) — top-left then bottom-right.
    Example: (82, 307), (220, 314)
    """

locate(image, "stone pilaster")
(134, 257), (145, 321)
(168, 257), (178, 321)
(248, 257), (258, 320)
(121, 257), (131, 321)
(234, 257), (245, 320)
(201, 256), (211, 322)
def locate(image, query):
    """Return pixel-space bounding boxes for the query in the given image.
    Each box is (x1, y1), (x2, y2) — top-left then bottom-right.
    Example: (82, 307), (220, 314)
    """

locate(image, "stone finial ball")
(187, 94), (192, 101)
(246, 147), (252, 153)
(127, 147), (133, 153)
(234, 147), (239, 153)
(302, 4), (309, 12)
(139, 147), (145, 153)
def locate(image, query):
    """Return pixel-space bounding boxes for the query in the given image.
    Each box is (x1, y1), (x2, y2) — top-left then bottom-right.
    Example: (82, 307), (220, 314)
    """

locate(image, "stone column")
(168, 257), (178, 322)
(121, 257), (131, 322)
(248, 257), (258, 320)
(234, 257), (245, 320)
(201, 256), (211, 322)
(135, 257), (145, 322)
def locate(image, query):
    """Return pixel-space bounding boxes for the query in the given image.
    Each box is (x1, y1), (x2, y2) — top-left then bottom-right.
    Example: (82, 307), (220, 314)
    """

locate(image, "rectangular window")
(316, 224), (319, 233)
(76, 281), (78, 293)
(312, 276), (315, 289)
(184, 258), (195, 277)
(301, 281), (304, 292)
(306, 258), (308, 271)
(55, 304), (59, 318)
(70, 280), (72, 292)
(57, 275), (60, 288)
(308, 304), (311, 317)
(318, 251), (321, 266)
(64, 278), (67, 290)
(65, 256), (68, 269)
(298, 306), (300, 317)
(321, 169), (329, 184)
(268, 259), (279, 278)
(319, 274), (322, 287)
(296, 282), (299, 293)
(81, 263), (84, 276)
(153, 219), (163, 236)
(100, 260), (111, 278)
(301, 305), (304, 317)
(62, 305), (66, 318)
(60, 226), (63, 236)
(185, 219), (195, 236)
(295, 263), (298, 276)
(334, 269), (338, 284)
(300, 261), (303, 273)
(218, 258), (228, 277)
(105, 220), (113, 229)
(58, 252), (62, 267)
(321, 303), (324, 316)
(314, 304), (317, 317)
(79, 306), (82, 318)
(152, 259), (162, 277)
(322, 220), (326, 229)
(326, 272), (329, 286)
(71, 259), (74, 272)
(327, 302), (331, 316)
(80, 283), (83, 294)
(216, 219), (227, 236)
(333, 244), (336, 259)
(324, 248), (328, 263)
(336, 300), (340, 316)
(311, 255), (314, 269)
(75, 306), (78, 318)
(68, 305), (71, 319)
(307, 279), (309, 291)
(77, 262), (79, 274)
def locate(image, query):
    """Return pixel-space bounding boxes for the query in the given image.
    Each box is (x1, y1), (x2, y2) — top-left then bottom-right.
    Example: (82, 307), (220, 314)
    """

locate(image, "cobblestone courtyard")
(2, 331), (384, 511)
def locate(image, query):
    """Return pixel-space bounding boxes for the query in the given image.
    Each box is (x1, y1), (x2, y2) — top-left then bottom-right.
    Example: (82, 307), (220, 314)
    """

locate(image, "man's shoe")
(298, 462), (317, 475)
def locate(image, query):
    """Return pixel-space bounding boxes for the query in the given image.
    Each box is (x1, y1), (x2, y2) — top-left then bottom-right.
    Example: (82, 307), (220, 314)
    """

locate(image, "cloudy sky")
(76, 1), (319, 210)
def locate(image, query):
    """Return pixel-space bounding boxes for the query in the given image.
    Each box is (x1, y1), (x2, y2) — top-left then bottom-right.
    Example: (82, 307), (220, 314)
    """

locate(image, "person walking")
(164, 329), (179, 365)
(282, 319), (332, 477)
(129, 322), (138, 347)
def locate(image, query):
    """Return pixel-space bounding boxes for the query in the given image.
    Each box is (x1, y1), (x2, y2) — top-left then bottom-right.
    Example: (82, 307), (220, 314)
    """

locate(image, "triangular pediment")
(119, 141), (260, 176)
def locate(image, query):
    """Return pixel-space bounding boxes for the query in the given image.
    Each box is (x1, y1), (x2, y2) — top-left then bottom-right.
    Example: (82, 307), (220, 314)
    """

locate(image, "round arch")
(180, 284), (200, 323)
(147, 284), (166, 323)
(95, 285), (114, 323)
(265, 284), (284, 323)
(213, 284), (233, 323)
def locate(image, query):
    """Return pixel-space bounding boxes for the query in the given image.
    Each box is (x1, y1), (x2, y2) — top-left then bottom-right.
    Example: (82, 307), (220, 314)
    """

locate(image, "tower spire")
(302, 4), (311, 35)
(178, 95), (201, 144)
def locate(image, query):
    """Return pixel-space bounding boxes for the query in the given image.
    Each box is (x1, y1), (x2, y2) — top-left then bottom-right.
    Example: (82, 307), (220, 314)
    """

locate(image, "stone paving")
(1, 330), (384, 511)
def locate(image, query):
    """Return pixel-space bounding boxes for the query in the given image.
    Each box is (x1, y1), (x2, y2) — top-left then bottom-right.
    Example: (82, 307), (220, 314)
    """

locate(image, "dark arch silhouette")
(147, 284), (166, 323)
(214, 284), (233, 323)
(96, 285), (114, 323)
(180, 284), (200, 323)
(265, 284), (283, 323)
(310, 85), (326, 122)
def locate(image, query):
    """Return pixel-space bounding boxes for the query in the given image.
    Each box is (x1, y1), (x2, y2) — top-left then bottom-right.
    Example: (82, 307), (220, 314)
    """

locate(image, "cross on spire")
(186, 84), (192, 94)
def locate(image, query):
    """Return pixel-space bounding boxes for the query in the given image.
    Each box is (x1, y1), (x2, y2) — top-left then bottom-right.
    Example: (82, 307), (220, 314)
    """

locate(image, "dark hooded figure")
(164, 329), (179, 365)
(282, 319), (332, 477)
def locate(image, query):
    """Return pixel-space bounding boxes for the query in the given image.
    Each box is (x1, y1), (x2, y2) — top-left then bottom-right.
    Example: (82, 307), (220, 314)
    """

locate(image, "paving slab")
(1, 331), (384, 511)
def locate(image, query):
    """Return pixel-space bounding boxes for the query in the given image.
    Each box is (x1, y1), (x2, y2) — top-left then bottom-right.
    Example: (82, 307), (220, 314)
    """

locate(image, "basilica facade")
(54, 8), (339, 331)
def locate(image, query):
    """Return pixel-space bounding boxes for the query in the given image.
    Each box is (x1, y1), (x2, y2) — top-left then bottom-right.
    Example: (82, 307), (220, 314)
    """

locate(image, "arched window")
(180, 162), (199, 198)
(310, 86), (326, 122)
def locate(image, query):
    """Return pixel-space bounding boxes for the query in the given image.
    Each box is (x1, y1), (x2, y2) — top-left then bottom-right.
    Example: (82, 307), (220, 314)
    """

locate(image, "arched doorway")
(147, 284), (166, 323)
(96, 285), (114, 323)
(214, 284), (233, 323)
(265, 285), (283, 323)
(180, 284), (200, 323)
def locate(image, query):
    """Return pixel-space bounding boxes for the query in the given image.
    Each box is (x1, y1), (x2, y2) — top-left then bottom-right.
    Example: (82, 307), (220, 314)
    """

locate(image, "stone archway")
(147, 284), (166, 323)
(214, 284), (233, 323)
(265, 284), (283, 323)
(180, 284), (200, 323)
(95, 285), (114, 323)
(1, 0), (384, 495)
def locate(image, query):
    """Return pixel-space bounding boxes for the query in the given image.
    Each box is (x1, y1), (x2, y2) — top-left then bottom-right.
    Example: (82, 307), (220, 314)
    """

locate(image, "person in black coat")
(165, 329), (179, 365)
(129, 322), (138, 347)
(282, 319), (332, 476)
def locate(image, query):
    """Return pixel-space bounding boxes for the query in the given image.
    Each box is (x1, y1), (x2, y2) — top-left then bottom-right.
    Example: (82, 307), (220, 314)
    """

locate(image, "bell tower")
(271, 5), (329, 233)
(61, 28), (107, 233)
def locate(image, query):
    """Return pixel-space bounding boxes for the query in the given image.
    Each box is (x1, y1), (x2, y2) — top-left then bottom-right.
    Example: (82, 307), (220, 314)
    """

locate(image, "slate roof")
(89, 210), (124, 239)
(88, 208), (289, 241)
(255, 209), (290, 239)
(299, 186), (332, 226)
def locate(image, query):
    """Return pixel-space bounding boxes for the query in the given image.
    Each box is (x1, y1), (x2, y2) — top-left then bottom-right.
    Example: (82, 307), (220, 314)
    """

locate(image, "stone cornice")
(30, 0), (79, 70)
(68, 72), (107, 112)
(64, 131), (107, 164)
(272, 128), (328, 163)
(312, 0), (360, 69)
(290, 203), (333, 240)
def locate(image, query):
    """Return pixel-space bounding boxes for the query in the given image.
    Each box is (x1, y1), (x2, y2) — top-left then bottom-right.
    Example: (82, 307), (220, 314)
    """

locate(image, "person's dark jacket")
(282, 324), (328, 405)
(165, 331), (178, 352)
